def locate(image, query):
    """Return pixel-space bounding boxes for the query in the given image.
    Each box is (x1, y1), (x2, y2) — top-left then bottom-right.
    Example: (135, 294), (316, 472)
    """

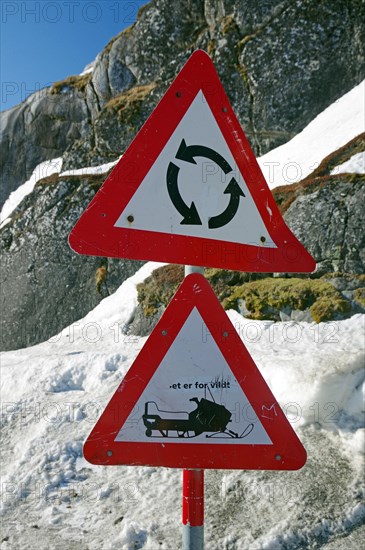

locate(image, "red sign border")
(83, 273), (307, 470)
(69, 50), (315, 273)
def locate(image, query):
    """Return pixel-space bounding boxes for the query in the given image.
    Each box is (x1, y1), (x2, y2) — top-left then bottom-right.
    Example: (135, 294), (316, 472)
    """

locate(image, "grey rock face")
(0, 174), (143, 351)
(0, 90), (90, 209)
(233, 0), (365, 154)
(284, 178), (365, 275)
(128, 304), (165, 337)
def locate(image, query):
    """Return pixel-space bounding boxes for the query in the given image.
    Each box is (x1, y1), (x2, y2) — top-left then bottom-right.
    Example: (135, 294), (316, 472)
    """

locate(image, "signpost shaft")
(182, 469), (204, 550)
(183, 265), (205, 550)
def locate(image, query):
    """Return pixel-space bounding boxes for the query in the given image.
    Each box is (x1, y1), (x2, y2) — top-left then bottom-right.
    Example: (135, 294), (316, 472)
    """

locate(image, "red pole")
(183, 266), (205, 549)
(182, 469), (204, 549)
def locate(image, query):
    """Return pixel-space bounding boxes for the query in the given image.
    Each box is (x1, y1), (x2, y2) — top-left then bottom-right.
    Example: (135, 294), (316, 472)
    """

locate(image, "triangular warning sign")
(69, 50), (315, 273)
(84, 274), (307, 470)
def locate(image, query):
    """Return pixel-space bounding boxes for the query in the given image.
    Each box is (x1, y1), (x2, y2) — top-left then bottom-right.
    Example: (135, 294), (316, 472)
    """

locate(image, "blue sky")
(1, 0), (149, 111)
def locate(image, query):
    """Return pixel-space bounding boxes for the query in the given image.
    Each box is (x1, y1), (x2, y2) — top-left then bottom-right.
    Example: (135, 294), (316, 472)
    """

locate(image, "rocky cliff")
(1, 0), (364, 351)
(1, 134), (364, 350)
(1, 0), (364, 206)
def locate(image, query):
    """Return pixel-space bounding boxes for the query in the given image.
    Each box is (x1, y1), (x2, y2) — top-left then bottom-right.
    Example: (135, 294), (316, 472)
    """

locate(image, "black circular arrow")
(167, 139), (245, 227)
(208, 177), (245, 229)
(167, 162), (202, 225)
(176, 139), (232, 174)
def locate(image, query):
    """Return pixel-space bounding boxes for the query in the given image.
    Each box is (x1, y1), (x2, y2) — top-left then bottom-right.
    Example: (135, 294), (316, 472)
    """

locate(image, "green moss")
(354, 287), (365, 308)
(222, 278), (352, 322)
(136, 264), (184, 316)
(310, 297), (352, 323)
(105, 83), (157, 123)
(36, 172), (108, 191)
(137, 267), (355, 323)
(50, 73), (91, 95)
(104, 24), (136, 54)
(137, 3), (150, 19)
(205, 268), (266, 301)
(36, 173), (60, 186)
(220, 15), (239, 34)
(236, 63), (249, 85)
(207, 39), (216, 56)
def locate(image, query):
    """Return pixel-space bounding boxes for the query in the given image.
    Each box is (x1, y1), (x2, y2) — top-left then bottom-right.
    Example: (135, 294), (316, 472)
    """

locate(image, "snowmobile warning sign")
(83, 274), (307, 470)
(114, 306), (271, 446)
(69, 50), (315, 273)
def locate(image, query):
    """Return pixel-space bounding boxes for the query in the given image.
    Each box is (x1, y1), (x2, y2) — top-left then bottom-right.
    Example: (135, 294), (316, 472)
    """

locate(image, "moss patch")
(50, 73), (91, 95)
(137, 266), (356, 323)
(36, 172), (109, 190)
(205, 268), (267, 301)
(136, 266), (270, 317)
(104, 83), (157, 123)
(354, 287), (365, 308)
(223, 278), (352, 322)
(136, 265), (184, 317)
(220, 15), (239, 35)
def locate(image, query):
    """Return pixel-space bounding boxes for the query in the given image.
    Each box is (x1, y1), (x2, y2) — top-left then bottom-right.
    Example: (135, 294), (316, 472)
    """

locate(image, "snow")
(59, 157), (121, 178)
(0, 156), (120, 228)
(80, 61), (95, 76)
(1, 80), (365, 550)
(1, 261), (364, 548)
(330, 151), (365, 175)
(258, 80), (365, 188)
(0, 158), (63, 227)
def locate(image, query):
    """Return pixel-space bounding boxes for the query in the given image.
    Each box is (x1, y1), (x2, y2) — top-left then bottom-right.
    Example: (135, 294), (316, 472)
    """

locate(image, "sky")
(0, 0), (149, 112)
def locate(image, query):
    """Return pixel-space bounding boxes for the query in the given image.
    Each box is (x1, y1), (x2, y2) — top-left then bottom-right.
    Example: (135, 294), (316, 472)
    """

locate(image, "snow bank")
(59, 157), (121, 178)
(0, 262), (364, 548)
(331, 151), (365, 175)
(258, 80), (365, 188)
(0, 158), (63, 226)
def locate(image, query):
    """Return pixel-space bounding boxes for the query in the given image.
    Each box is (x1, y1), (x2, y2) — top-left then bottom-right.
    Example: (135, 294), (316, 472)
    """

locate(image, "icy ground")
(1, 261), (364, 549)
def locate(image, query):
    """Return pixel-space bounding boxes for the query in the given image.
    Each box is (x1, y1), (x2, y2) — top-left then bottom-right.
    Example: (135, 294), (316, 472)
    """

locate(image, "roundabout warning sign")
(69, 50), (315, 273)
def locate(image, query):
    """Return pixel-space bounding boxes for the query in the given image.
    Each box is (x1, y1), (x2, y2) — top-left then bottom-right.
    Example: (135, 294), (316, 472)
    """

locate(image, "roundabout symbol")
(167, 139), (245, 229)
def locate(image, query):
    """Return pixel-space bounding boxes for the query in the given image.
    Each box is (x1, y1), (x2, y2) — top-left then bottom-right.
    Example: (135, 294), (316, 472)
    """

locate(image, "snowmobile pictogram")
(142, 397), (254, 439)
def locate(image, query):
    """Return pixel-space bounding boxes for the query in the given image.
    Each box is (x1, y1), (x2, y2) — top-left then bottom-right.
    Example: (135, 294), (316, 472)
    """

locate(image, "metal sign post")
(182, 469), (204, 550)
(183, 266), (205, 550)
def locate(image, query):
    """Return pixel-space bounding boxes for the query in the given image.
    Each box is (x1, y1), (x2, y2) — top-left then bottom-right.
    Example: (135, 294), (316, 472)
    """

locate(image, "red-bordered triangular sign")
(69, 50), (315, 273)
(84, 274), (307, 470)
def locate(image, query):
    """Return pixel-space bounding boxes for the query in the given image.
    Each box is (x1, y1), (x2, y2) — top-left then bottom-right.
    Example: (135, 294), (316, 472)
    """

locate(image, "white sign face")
(114, 91), (276, 248)
(115, 307), (272, 445)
